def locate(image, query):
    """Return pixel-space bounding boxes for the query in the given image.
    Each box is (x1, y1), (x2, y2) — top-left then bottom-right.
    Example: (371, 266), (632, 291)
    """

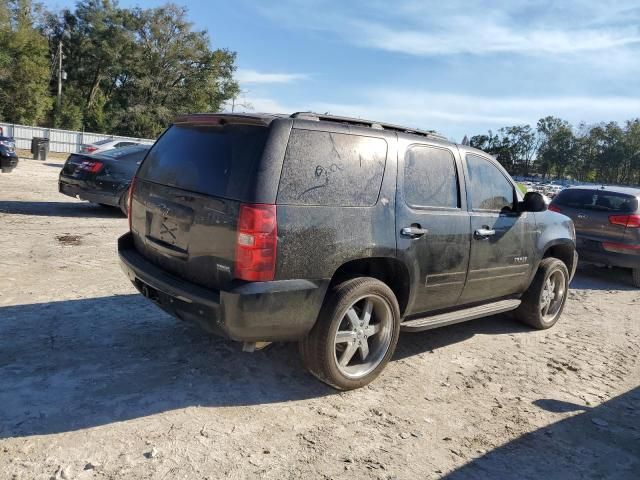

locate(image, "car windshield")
(92, 139), (113, 146)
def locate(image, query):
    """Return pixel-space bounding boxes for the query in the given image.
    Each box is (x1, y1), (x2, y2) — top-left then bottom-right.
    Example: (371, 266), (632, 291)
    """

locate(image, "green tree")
(536, 116), (577, 180)
(42, 1), (238, 137)
(0, 0), (51, 124)
(112, 3), (238, 137)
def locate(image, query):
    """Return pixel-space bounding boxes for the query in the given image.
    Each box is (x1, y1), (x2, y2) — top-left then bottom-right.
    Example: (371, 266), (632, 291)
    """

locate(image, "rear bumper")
(577, 247), (640, 270)
(118, 232), (328, 342)
(1, 154), (18, 172)
(59, 177), (120, 207)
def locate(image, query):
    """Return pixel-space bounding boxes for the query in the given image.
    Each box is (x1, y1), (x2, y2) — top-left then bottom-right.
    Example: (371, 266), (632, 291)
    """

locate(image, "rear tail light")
(548, 204), (562, 213)
(128, 176), (137, 231)
(78, 160), (103, 173)
(609, 214), (640, 228)
(84, 146), (98, 153)
(235, 204), (277, 281)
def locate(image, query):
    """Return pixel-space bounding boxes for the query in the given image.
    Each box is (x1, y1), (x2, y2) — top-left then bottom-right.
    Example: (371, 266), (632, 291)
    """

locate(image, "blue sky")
(51, 0), (640, 140)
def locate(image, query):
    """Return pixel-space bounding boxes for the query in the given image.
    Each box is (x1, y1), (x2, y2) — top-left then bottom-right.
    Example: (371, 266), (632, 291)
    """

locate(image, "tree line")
(470, 117), (640, 186)
(0, 0), (239, 138)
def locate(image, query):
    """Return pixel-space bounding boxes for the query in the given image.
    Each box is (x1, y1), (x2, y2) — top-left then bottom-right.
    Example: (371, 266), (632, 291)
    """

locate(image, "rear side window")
(404, 145), (459, 208)
(555, 189), (638, 213)
(277, 129), (387, 206)
(137, 124), (269, 199)
(466, 154), (515, 212)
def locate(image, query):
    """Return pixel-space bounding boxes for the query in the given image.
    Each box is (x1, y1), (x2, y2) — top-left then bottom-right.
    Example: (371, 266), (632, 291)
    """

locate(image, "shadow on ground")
(445, 387), (640, 479)
(0, 200), (124, 218)
(0, 294), (524, 439)
(570, 264), (636, 291)
(395, 313), (529, 361)
(42, 162), (65, 168)
(0, 295), (335, 438)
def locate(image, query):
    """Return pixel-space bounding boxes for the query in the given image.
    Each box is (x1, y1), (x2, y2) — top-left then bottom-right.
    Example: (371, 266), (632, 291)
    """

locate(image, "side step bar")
(400, 299), (521, 332)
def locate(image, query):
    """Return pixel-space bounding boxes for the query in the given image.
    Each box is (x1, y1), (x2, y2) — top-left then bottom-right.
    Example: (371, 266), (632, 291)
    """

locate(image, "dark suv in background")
(118, 112), (577, 390)
(550, 186), (640, 287)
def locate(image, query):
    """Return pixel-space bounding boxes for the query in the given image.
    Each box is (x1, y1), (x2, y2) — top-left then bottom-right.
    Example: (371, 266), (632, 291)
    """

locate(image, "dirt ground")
(1, 158), (639, 480)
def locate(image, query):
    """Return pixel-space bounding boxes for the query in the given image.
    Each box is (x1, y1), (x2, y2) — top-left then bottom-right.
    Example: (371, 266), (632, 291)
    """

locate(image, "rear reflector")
(235, 204), (277, 281)
(602, 241), (640, 254)
(128, 176), (137, 231)
(548, 204), (562, 213)
(609, 214), (640, 228)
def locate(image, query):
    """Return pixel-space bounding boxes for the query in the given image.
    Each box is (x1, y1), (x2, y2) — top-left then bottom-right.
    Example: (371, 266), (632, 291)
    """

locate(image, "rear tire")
(632, 268), (640, 288)
(514, 258), (569, 330)
(299, 277), (400, 390)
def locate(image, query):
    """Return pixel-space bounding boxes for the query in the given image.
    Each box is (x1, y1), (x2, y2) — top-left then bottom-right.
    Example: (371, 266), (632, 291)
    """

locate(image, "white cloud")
(355, 22), (640, 56)
(236, 69), (309, 84)
(236, 90), (640, 138)
(253, 0), (640, 58)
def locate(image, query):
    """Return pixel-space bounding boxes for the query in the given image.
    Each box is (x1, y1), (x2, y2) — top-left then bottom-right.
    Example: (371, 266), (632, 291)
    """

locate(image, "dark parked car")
(0, 135), (18, 173)
(550, 186), (640, 287)
(59, 145), (151, 214)
(118, 112), (577, 390)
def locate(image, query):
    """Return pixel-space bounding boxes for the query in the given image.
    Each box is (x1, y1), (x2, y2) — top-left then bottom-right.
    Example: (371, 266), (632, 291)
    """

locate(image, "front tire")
(632, 268), (640, 288)
(300, 277), (401, 390)
(514, 257), (569, 330)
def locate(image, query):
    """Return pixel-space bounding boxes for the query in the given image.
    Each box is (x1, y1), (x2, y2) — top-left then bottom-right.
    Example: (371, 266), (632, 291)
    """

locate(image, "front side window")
(404, 145), (459, 208)
(466, 154), (515, 212)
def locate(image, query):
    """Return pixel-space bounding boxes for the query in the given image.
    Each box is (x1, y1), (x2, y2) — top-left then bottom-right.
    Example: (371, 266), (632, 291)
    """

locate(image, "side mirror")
(520, 191), (547, 212)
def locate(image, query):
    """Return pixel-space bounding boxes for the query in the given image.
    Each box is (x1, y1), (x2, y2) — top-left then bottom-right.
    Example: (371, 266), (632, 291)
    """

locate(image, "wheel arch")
(540, 239), (577, 281)
(327, 257), (411, 315)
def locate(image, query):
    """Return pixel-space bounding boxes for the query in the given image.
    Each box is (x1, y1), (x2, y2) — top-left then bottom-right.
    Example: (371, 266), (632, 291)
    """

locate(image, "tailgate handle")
(144, 235), (188, 259)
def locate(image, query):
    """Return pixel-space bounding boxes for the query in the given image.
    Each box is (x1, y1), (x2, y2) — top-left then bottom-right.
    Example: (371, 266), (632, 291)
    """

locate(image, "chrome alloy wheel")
(333, 294), (393, 379)
(540, 269), (566, 321)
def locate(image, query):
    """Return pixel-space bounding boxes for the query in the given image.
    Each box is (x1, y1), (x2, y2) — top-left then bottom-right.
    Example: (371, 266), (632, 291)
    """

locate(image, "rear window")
(137, 124), (269, 199)
(554, 189), (638, 213)
(277, 129), (387, 206)
(100, 145), (149, 159)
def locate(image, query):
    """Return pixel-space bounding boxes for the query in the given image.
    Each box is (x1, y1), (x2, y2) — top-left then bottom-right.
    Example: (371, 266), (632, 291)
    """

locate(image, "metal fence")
(0, 122), (155, 153)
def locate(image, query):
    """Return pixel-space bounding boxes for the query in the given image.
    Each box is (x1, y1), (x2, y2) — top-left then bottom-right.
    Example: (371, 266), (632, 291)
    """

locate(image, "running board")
(400, 299), (521, 332)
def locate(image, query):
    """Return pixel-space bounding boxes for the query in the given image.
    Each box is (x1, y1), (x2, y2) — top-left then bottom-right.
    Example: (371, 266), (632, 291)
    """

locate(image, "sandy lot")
(1, 159), (639, 480)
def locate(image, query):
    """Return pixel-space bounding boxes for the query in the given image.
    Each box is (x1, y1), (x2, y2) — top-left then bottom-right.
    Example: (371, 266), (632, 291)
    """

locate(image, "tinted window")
(404, 145), (459, 208)
(92, 139), (113, 146)
(555, 189), (638, 213)
(277, 129), (387, 206)
(137, 124), (269, 199)
(466, 154), (515, 212)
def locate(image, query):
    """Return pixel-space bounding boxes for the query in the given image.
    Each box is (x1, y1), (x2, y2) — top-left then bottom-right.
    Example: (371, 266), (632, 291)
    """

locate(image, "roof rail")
(290, 111), (447, 141)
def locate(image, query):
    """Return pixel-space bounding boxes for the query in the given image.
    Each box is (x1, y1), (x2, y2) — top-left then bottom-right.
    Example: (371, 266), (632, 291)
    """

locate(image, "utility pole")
(56, 39), (63, 111)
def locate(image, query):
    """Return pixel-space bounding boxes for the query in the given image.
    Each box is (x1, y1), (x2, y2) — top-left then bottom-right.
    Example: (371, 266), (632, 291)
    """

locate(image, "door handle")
(401, 226), (428, 238)
(474, 228), (496, 239)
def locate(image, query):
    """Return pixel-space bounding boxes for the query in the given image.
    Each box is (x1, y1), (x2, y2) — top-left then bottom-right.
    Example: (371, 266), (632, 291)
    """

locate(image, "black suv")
(118, 112), (577, 390)
(550, 185), (640, 287)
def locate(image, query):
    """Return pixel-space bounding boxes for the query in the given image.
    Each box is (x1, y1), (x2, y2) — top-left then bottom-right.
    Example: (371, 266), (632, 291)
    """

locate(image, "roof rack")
(290, 112), (448, 141)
